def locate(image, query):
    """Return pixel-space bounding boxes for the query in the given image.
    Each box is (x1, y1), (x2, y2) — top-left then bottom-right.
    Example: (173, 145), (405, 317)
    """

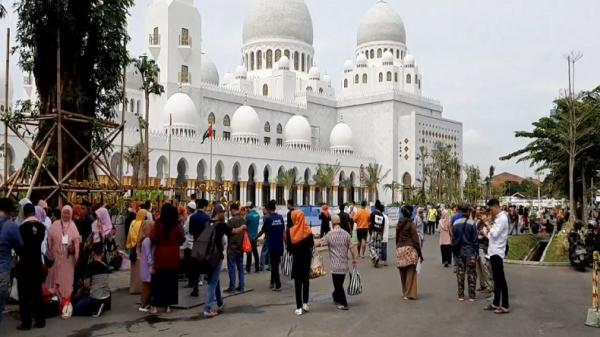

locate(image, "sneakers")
(203, 311), (218, 318)
(336, 305), (349, 311)
(224, 288), (236, 294)
(302, 303), (310, 312)
(235, 287), (245, 292)
(294, 308), (303, 316)
(138, 306), (150, 313)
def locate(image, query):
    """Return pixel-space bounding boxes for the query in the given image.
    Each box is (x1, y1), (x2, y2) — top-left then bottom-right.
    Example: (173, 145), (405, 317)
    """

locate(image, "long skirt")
(129, 260), (142, 294)
(151, 269), (179, 307)
(399, 265), (418, 299)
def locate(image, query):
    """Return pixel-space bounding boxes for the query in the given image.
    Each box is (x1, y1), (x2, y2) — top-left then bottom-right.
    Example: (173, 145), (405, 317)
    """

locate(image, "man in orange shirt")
(353, 201), (371, 258)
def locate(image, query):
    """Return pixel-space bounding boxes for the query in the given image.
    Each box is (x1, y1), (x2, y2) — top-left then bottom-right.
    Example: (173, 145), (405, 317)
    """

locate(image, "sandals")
(494, 307), (510, 314)
(483, 304), (499, 311)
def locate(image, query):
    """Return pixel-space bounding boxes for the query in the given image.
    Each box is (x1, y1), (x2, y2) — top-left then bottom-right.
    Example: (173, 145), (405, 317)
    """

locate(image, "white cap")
(187, 201), (197, 210)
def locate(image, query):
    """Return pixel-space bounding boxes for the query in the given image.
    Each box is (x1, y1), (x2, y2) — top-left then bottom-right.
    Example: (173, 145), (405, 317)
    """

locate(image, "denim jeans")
(259, 239), (270, 270)
(0, 271), (10, 329)
(227, 251), (244, 290)
(380, 242), (388, 262)
(204, 260), (223, 313)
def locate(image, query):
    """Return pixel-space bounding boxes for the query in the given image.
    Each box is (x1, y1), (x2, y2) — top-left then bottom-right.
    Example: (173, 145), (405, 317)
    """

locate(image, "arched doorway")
(232, 163), (241, 202)
(156, 156), (168, 179)
(110, 152), (122, 179)
(176, 158), (189, 201)
(402, 172), (412, 202)
(338, 171), (346, 206)
(247, 164), (256, 204)
(349, 172), (356, 203)
(262, 165), (271, 206)
(303, 168), (311, 206)
(276, 166), (285, 205)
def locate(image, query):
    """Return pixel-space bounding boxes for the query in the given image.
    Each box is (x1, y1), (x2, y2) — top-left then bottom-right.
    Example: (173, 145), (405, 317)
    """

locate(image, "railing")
(149, 34), (160, 46)
(179, 35), (192, 47)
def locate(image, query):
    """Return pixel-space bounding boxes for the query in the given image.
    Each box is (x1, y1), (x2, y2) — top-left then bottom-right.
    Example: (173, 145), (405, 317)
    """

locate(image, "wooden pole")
(27, 131), (54, 198)
(3, 28), (9, 187)
(120, 55), (126, 185)
(56, 2), (63, 204)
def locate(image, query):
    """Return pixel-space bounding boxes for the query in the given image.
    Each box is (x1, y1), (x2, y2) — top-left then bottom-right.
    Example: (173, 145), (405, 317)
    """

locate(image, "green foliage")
(543, 233), (569, 263)
(313, 163), (340, 190)
(506, 234), (542, 261)
(383, 181), (402, 203)
(364, 162), (390, 201)
(463, 164), (482, 203)
(424, 142), (461, 204)
(276, 168), (300, 189)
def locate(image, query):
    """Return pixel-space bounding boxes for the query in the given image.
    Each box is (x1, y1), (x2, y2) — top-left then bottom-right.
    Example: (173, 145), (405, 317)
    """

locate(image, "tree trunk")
(569, 151), (575, 220)
(145, 93), (150, 185)
(582, 165), (588, 224)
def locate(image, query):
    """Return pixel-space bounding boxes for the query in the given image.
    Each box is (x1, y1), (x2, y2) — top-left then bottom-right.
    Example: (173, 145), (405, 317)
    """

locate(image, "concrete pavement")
(2, 234), (596, 337)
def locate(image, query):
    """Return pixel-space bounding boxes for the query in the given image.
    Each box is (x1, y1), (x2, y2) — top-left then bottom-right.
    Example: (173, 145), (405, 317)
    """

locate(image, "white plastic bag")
(347, 268), (363, 296)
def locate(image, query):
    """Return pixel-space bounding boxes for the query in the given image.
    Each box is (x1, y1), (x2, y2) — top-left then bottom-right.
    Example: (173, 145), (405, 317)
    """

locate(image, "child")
(139, 222), (154, 312)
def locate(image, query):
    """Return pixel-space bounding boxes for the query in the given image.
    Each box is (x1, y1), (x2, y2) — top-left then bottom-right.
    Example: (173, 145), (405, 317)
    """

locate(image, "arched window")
(262, 84), (269, 96)
(354, 74), (359, 84)
(276, 123), (283, 134)
(264, 122), (271, 132)
(418, 79), (421, 89)
(245, 54), (249, 70)
(136, 100), (141, 113)
(284, 49), (290, 59)
(370, 49), (374, 59)
(395, 72), (398, 82)
(130, 99), (134, 112)
(377, 48), (382, 58)
(396, 50), (400, 59)
(250, 52), (255, 70)
(208, 112), (215, 125)
(301, 53), (305, 72)
(275, 49), (282, 62)
(223, 115), (230, 126)
(415, 74), (419, 84)
(386, 71), (392, 81)
(406, 74), (412, 84)
(294, 51), (299, 70)
(389, 49), (393, 57)
(362, 74), (367, 83)
(307, 55), (311, 68)
(256, 50), (262, 69)
(306, 86), (313, 92)
(343, 79), (348, 88)
(379, 72), (383, 82)
(318, 88), (323, 94)
(266, 49), (273, 69)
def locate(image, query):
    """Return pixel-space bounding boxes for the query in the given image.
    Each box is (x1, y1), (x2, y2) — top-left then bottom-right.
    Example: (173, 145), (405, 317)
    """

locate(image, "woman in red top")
(150, 204), (184, 313)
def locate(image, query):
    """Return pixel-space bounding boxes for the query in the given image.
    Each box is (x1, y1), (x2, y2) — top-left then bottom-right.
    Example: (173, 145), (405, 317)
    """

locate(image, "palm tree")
(276, 168), (301, 199)
(313, 163), (340, 204)
(123, 143), (144, 184)
(416, 146), (429, 196)
(364, 162), (390, 202)
(383, 181), (402, 203)
(483, 165), (495, 199)
(133, 55), (164, 185)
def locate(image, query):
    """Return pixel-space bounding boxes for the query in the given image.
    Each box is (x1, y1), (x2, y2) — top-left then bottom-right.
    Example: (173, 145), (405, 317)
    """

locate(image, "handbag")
(242, 230), (252, 253)
(347, 268), (363, 296)
(396, 246), (419, 268)
(309, 250), (326, 279)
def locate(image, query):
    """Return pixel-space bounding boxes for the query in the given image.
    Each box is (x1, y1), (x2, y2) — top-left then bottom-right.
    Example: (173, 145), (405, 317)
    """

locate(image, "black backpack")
(372, 212), (385, 233)
(191, 224), (220, 273)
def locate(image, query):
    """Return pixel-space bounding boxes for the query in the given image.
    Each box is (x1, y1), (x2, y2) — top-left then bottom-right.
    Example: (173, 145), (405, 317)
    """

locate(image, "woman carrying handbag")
(396, 206), (423, 300)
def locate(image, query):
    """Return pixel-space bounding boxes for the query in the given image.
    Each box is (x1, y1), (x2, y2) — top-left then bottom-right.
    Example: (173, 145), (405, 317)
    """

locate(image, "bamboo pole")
(26, 131), (54, 198)
(7, 124), (58, 185)
(56, 10), (63, 204)
(3, 28), (9, 188)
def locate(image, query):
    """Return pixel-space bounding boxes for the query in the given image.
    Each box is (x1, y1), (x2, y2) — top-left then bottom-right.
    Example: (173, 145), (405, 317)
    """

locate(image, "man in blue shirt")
(0, 198), (23, 330)
(245, 202), (261, 273)
(188, 199), (211, 297)
(257, 200), (285, 291)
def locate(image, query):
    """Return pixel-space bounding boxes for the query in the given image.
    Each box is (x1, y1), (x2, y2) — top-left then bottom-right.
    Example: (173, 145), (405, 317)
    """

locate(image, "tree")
(133, 55), (164, 185)
(483, 165), (495, 199)
(502, 86), (600, 219)
(15, 0), (133, 184)
(463, 164), (482, 204)
(276, 168), (300, 191)
(123, 143), (143, 184)
(313, 163), (340, 204)
(0, 1), (7, 18)
(383, 181), (402, 204)
(364, 162), (390, 202)
(416, 146), (429, 196)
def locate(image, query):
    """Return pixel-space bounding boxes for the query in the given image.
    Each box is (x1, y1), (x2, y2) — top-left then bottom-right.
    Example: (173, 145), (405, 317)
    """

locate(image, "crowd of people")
(0, 193), (517, 333)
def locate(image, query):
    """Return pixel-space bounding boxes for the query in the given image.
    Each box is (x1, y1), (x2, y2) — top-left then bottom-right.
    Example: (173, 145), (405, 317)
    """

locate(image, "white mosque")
(3, 0), (463, 207)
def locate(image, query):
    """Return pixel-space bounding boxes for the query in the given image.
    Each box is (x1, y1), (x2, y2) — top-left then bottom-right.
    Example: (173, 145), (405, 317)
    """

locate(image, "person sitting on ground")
(73, 243), (111, 317)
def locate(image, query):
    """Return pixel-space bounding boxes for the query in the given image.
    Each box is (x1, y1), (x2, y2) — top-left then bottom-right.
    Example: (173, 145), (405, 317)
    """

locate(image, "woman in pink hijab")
(45, 205), (81, 299)
(93, 207), (113, 243)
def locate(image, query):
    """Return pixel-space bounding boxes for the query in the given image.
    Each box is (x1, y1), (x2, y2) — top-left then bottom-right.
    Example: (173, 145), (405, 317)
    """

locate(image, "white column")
(343, 187), (349, 204)
(284, 186), (290, 202)
(321, 188), (327, 205)
(256, 182), (263, 207)
(309, 185), (316, 206)
(365, 188), (370, 204)
(332, 186), (339, 206)
(270, 183), (277, 203)
(240, 181), (248, 205)
(296, 187), (303, 206)
(354, 188), (359, 203)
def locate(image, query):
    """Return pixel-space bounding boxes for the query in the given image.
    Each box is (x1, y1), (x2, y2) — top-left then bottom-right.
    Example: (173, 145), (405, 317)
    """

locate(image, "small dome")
(357, 0), (406, 46)
(284, 115), (311, 148)
(329, 122), (353, 153)
(200, 54), (220, 85)
(163, 93), (199, 132)
(277, 55), (290, 70)
(356, 54), (367, 68)
(235, 65), (247, 79)
(344, 59), (354, 71)
(243, 0), (313, 46)
(404, 54), (415, 66)
(382, 50), (394, 64)
(308, 66), (320, 80)
(231, 105), (260, 142)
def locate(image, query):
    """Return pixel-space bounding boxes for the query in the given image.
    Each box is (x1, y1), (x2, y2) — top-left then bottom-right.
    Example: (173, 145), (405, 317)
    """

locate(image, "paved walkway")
(2, 234), (597, 337)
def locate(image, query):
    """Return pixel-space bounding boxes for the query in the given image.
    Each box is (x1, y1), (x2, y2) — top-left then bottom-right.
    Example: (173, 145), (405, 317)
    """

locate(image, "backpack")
(373, 212), (385, 233)
(191, 224), (219, 273)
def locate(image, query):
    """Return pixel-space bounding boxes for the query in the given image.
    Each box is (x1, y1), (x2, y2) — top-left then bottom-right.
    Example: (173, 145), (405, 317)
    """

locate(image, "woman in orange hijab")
(286, 210), (314, 316)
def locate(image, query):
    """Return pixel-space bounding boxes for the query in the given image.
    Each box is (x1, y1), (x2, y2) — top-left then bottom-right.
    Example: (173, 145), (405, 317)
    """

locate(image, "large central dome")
(357, 0), (406, 46)
(242, 0), (314, 46)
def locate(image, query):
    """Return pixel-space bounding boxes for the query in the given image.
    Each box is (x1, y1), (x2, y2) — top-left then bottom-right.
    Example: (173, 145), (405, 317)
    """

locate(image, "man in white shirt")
(380, 210), (390, 267)
(486, 198), (510, 314)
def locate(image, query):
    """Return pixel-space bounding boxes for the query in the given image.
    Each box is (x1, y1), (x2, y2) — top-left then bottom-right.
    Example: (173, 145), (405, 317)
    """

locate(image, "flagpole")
(168, 113), (172, 189)
(209, 123), (213, 183)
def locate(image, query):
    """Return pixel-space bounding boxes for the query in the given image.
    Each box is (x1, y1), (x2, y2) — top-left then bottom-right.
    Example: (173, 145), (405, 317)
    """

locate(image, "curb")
(504, 259), (570, 267)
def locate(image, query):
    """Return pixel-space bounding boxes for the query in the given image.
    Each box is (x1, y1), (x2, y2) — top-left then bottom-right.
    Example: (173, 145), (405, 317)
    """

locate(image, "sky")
(2, 0), (600, 179)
